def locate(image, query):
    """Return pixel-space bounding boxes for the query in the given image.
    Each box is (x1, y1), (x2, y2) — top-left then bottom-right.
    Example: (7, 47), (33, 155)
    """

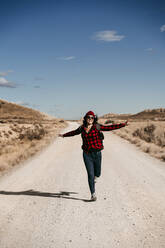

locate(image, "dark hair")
(83, 115), (98, 127)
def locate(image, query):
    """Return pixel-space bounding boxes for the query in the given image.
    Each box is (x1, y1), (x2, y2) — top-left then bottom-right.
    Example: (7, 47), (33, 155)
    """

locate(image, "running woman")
(59, 111), (128, 201)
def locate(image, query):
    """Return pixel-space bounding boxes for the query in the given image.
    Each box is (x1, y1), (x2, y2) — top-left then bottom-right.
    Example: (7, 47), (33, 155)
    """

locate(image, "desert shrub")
(156, 137), (165, 147)
(11, 125), (22, 132)
(29, 141), (36, 147)
(4, 133), (9, 138)
(133, 124), (156, 143)
(114, 121), (165, 161)
(130, 137), (139, 145)
(144, 124), (155, 134)
(154, 128), (165, 147)
(18, 126), (46, 141)
(11, 127), (17, 132)
(104, 119), (114, 124)
(142, 144), (150, 153)
(132, 123), (165, 149)
(0, 163), (10, 172)
(161, 154), (165, 161)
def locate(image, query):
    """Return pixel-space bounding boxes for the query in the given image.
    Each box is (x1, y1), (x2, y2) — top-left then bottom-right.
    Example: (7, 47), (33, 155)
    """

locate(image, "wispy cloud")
(0, 70), (14, 76)
(0, 77), (16, 88)
(34, 85), (41, 88)
(48, 104), (63, 116)
(15, 102), (40, 109)
(34, 77), (44, 81)
(92, 30), (125, 42)
(160, 24), (165, 32)
(145, 48), (153, 52)
(57, 56), (76, 61)
(16, 101), (31, 106)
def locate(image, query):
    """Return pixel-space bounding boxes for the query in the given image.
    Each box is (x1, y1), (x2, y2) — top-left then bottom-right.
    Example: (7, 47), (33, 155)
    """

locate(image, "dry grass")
(0, 120), (67, 175)
(0, 99), (48, 122)
(98, 118), (165, 162)
(110, 120), (165, 162)
(0, 99), (67, 175)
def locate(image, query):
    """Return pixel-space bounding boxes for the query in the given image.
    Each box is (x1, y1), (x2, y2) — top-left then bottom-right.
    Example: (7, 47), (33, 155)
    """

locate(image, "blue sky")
(0, 0), (165, 119)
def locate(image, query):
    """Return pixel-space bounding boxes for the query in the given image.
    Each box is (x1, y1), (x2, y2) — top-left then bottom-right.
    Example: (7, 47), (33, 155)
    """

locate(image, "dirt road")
(0, 122), (165, 248)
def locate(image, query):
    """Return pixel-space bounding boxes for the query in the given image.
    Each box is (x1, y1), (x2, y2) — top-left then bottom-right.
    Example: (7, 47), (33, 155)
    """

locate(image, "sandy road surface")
(0, 122), (165, 248)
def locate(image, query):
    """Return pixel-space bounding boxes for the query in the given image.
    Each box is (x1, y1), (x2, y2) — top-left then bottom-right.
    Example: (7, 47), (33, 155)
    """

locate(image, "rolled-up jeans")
(83, 150), (102, 194)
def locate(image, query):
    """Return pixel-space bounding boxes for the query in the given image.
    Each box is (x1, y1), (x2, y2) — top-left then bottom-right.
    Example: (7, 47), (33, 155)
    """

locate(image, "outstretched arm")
(100, 121), (128, 131)
(59, 126), (81, 137)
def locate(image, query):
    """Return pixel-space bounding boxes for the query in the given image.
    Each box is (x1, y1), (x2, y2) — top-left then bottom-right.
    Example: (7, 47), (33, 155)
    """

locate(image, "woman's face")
(86, 115), (94, 125)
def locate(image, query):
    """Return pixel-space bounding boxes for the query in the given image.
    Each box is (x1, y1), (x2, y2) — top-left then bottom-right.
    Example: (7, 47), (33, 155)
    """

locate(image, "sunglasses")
(87, 116), (94, 120)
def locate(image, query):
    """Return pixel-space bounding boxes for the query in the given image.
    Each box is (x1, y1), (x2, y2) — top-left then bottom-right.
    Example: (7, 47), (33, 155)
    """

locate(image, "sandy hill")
(0, 99), (66, 173)
(0, 99), (54, 123)
(100, 108), (165, 121)
(131, 108), (165, 120)
(100, 113), (131, 120)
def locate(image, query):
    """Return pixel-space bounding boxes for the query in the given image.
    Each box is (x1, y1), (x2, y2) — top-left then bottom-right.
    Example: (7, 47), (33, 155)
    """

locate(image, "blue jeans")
(83, 150), (102, 194)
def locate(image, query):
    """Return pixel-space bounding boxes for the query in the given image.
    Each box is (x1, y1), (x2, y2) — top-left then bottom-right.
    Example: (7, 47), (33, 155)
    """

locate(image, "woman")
(59, 111), (128, 201)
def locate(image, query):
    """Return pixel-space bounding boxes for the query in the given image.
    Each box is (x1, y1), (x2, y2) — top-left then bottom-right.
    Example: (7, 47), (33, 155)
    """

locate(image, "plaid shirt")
(63, 123), (126, 153)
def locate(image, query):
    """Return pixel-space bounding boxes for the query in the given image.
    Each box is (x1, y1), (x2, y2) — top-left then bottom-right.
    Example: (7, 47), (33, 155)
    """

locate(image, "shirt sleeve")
(100, 123), (126, 131)
(63, 126), (82, 137)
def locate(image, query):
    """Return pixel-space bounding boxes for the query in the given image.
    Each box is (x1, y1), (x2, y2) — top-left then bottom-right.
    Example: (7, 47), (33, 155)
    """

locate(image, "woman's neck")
(86, 123), (93, 128)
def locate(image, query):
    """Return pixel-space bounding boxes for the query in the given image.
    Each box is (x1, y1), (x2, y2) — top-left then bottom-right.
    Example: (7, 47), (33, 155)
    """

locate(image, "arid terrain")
(0, 99), (67, 175)
(1, 102), (165, 247)
(1, 100), (164, 178)
(0, 122), (165, 248)
(99, 108), (165, 162)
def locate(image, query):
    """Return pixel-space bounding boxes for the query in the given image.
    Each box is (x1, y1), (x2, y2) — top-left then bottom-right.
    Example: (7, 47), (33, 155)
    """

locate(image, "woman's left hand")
(125, 120), (129, 126)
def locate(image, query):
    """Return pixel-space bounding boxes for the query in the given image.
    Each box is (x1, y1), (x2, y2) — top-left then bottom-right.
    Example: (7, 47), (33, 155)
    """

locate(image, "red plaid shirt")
(63, 123), (126, 153)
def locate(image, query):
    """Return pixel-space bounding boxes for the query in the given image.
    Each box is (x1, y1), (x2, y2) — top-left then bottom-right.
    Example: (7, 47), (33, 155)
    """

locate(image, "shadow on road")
(0, 189), (92, 202)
